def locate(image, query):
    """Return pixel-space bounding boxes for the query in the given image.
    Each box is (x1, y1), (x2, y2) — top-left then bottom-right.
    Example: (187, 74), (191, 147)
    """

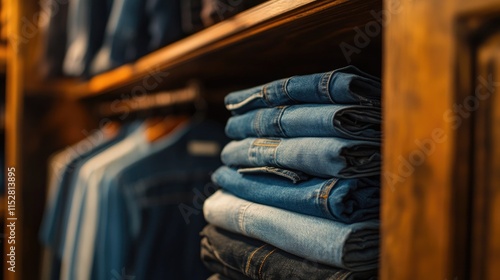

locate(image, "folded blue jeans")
(224, 66), (381, 115)
(221, 137), (381, 178)
(211, 166), (379, 223)
(201, 224), (378, 280)
(203, 190), (380, 271)
(225, 104), (381, 141)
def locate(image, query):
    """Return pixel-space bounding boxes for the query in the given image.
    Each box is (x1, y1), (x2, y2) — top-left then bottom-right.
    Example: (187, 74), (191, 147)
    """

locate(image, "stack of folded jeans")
(202, 65), (382, 279)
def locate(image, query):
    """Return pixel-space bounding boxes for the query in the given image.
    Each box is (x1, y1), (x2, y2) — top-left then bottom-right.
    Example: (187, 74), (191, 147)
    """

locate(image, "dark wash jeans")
(201, 225), (377, 280)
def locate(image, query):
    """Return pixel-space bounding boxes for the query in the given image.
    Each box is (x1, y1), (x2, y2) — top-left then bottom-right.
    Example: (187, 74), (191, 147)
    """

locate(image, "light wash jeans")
(204, 190), (379, 271)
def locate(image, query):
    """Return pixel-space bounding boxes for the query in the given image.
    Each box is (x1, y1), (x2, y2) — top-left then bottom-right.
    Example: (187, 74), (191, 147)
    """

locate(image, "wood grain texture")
(383, 0), (500, 279)
(382, 0), (463, 279)
(26, 0), (382, 99)
(471, 32), (500, 280)
(4, 0), (23, 279)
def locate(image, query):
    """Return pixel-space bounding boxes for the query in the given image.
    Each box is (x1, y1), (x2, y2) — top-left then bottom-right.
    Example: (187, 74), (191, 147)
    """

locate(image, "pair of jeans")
(204, 190), (379, 271)
(224, 66), (381, 115)
(211, 166), (379, 223)
(225, 104), (381, 141)
(201, 224), (378, 280)
(221, 137), (381, 178)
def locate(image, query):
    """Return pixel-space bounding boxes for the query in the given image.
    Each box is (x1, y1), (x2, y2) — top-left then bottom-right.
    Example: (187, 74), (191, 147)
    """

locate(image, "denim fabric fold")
(201, 224), (378, 280)
(212, 166), (380, 223)
(224, 66), (381, 115)
(225, 104), (381, 141)
(221, 137), (381, 178)
(203, 190), (380, 271)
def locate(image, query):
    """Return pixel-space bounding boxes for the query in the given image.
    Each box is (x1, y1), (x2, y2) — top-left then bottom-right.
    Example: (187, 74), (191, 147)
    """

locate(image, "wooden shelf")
(27, 0), (382, 99)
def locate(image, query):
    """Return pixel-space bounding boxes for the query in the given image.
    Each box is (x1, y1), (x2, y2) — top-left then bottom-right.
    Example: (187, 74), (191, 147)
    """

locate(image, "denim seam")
(245, 244), (267, 276)
(276, 106), (288, 137)
(324, 71), (336, 104)
(258, 248), (277, 280)
(226, 92), (263, 111)
(262, 84), (272, 107)
(272, 142), (280, 168)
(331, 270), (346, 280)
(238, 202), (253, 235)
(319, 178), (339, 220)
(267, 167), (300, 183)
(338, 271), (353, 280)
(254, 109), (264, 137)
(282, 78), (298, 103)
(207, 239), (242, 273)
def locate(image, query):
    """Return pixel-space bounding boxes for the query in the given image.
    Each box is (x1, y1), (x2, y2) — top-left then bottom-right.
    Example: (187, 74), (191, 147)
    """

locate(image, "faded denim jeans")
(204, 190), (380, 271)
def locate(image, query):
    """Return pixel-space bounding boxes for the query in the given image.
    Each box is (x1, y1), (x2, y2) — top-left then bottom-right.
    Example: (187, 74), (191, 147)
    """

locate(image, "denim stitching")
(324, 71), (336, 104)
(254, 109), (264, 137)
(338, 271), (353, 280)
(282, 78), (298, 103)
(238, 167), (300, 183)
(238, 202), (253, 235)
(319, 178), (339, 220)
(331, 271), (344, 280)
(253, 139), (280, 147)
(272, 140), (281, 168)
(276, 106), (288, 137)
(268, 167), (299, 183)
(262, 84), (272, 107)
(226, 92), (263, 111)
(258, 248), (277, 280)
(245, 244), (267, 276)
(205, 238), (242, 273)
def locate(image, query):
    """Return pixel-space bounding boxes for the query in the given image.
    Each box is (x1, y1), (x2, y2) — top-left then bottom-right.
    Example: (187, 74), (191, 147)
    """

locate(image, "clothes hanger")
(143, 81), (205, 143)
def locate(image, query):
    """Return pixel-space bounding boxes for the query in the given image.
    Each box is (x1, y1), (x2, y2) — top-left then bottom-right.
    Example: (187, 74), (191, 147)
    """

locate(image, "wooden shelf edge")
(26, 0), (369, 99)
